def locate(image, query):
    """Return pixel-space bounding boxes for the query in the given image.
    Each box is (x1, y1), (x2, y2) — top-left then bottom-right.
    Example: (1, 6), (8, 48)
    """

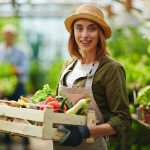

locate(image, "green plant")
(108, 28), (149, 62)
(0, 62), (18, 96)
(107, 28), (150, 94)
(46, 59), (64, 92)
(25, 60), (47, 94)
(144, 36), (150, 54)
(136, 85), (150, 110)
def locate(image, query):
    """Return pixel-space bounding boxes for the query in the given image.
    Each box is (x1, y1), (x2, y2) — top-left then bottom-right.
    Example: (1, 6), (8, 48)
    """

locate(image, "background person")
(0, 24), (30, 150)
(54, 4), (132, 150)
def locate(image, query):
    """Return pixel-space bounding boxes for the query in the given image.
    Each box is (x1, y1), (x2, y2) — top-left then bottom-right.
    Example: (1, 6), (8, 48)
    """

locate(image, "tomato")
(47, 101), (60, 112)
(39, 106), (45, 110)
(46, 96), (57, 104)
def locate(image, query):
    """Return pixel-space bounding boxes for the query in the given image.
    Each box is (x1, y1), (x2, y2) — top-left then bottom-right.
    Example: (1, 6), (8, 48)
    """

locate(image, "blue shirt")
(0, 43), (29, 84)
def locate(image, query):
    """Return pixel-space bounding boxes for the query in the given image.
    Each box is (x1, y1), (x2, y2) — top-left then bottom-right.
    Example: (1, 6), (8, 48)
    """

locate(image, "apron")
(54, 60), (108, 150)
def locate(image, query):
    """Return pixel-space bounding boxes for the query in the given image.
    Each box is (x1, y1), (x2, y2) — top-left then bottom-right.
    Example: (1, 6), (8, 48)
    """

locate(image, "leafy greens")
(32, 84), (54, 103)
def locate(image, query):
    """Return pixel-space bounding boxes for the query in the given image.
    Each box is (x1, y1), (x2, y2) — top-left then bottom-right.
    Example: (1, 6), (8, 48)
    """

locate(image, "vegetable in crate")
(70, 102), (73, 108)
(75, 107), (83, 115)
(18, 96), (37, 109)
(39, 106), (46, 110)
(32, 84), (54, 103)
(47, 101), (60, 112)
(20, 96), (29, 103)
(46, 96), (57, 104)
(59, 97), (68, 113)
(37, 101), (47, 110)
(55, 96), (64, 102)
(66, 98), (91, 115)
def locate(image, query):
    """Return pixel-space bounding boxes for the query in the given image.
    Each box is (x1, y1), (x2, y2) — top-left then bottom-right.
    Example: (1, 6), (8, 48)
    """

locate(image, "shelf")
(131, 114), (150, 129)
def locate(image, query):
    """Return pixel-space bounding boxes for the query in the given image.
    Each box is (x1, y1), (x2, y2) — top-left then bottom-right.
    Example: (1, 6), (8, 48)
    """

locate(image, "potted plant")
(136, 85), (150, 122)
(138, 104), (144, 120)
(145, 102), (150, 124)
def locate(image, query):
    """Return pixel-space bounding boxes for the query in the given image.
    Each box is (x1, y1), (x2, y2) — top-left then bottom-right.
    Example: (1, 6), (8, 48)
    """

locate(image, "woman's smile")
(80, 40), (92, 45)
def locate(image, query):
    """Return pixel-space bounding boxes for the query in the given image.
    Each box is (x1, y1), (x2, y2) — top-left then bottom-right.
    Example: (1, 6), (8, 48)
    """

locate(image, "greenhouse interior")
(0, 0), (150, 150)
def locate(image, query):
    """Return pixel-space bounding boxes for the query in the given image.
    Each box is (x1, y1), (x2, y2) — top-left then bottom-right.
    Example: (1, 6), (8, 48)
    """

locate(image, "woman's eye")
(90, 27), (95, 31)
(77, 27), (82, 30)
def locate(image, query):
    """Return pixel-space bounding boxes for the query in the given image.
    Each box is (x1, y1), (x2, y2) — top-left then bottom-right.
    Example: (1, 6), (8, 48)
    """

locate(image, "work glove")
(57, 124), (90, 147)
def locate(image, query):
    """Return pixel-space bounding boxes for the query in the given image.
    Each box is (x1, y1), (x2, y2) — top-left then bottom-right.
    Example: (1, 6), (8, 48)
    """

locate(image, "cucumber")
(59, 97), (68, 113)
(70, 102), (73, 108)
(65, 102), (70, 110)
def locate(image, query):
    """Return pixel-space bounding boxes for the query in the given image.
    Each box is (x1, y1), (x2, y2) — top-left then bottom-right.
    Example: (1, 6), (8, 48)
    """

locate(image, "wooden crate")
(0, 100), (96, 143)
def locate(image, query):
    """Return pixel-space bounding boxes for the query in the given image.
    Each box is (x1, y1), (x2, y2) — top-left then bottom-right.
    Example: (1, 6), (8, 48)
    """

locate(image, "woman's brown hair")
(68, 20), (110, 62)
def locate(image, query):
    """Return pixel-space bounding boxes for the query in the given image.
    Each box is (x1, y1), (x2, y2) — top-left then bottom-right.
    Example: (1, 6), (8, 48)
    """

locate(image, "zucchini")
(66, 98), (91, 115)
(75, 107), (83, 115)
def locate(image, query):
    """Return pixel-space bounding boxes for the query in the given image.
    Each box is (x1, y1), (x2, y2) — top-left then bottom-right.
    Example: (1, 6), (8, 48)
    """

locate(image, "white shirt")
(66, 60), (93, 87)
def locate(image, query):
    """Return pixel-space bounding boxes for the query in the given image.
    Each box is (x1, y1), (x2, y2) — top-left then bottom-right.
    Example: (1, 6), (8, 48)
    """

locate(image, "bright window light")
(30, 0), (48, 4)
(15, 0), (28, 4)
(0, 4), (15, 11)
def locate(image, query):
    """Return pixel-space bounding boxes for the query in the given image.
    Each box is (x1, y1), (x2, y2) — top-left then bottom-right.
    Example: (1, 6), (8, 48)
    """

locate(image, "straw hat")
(64, 4), (112, 39)
(1, 24), (18, 35)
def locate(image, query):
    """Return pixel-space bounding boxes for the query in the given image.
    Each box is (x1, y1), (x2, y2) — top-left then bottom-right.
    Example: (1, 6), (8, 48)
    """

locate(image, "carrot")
(20, 96), (29, 103)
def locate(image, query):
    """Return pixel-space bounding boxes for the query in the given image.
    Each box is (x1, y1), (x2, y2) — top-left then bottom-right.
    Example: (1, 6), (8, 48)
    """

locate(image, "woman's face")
(74, 18), (99, 54)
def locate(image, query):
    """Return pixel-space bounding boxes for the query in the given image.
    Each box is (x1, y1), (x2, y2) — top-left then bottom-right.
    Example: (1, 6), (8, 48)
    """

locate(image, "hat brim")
(64, 13), (112, 39)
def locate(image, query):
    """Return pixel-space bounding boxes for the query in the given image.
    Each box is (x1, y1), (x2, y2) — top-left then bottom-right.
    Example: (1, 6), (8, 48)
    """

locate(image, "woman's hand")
(57, 124), (90, 147)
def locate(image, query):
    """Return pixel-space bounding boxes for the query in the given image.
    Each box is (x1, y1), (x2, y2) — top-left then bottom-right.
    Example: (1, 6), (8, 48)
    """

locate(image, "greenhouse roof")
(0, 0), (150, 28)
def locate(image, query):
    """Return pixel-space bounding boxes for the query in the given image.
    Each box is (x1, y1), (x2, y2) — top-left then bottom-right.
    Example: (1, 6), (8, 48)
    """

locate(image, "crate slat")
(0, 105), (44, 122)
(0, 120), (43, 137)
(53, 113), (86, 125)
(52, 128), (66, 141)
(0, 100), (52, 108)
(85, 110), (96, 143)
(42, 108), (54, 140)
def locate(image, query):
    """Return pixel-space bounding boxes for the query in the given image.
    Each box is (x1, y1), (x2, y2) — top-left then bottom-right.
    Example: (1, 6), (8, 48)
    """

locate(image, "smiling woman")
(72, 19), (110, 64)
(68, 19), (110, 65)
(54, 4), (132, 150)
(74, 19), (99, 64)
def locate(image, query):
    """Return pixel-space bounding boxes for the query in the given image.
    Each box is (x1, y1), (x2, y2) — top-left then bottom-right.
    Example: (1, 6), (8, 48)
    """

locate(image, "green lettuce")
(32, 84), (54, 103)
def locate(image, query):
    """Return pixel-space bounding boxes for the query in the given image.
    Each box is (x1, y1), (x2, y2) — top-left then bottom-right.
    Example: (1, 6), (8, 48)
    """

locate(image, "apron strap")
(59, 59), (100, 88)
(59, 59), (76, 84)
(85, 61), (100, 88)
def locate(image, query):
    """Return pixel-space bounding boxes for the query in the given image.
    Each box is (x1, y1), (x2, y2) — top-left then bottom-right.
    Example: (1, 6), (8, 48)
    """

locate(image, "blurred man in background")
(0, 24), (31, 150)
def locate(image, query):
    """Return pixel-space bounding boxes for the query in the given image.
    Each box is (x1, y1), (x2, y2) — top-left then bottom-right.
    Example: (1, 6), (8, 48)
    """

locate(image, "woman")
(54, 4), (132, 150)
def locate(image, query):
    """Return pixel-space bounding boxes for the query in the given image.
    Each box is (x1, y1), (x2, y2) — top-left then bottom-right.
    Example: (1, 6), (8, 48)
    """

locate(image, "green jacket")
(56, 54), (132, 137)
